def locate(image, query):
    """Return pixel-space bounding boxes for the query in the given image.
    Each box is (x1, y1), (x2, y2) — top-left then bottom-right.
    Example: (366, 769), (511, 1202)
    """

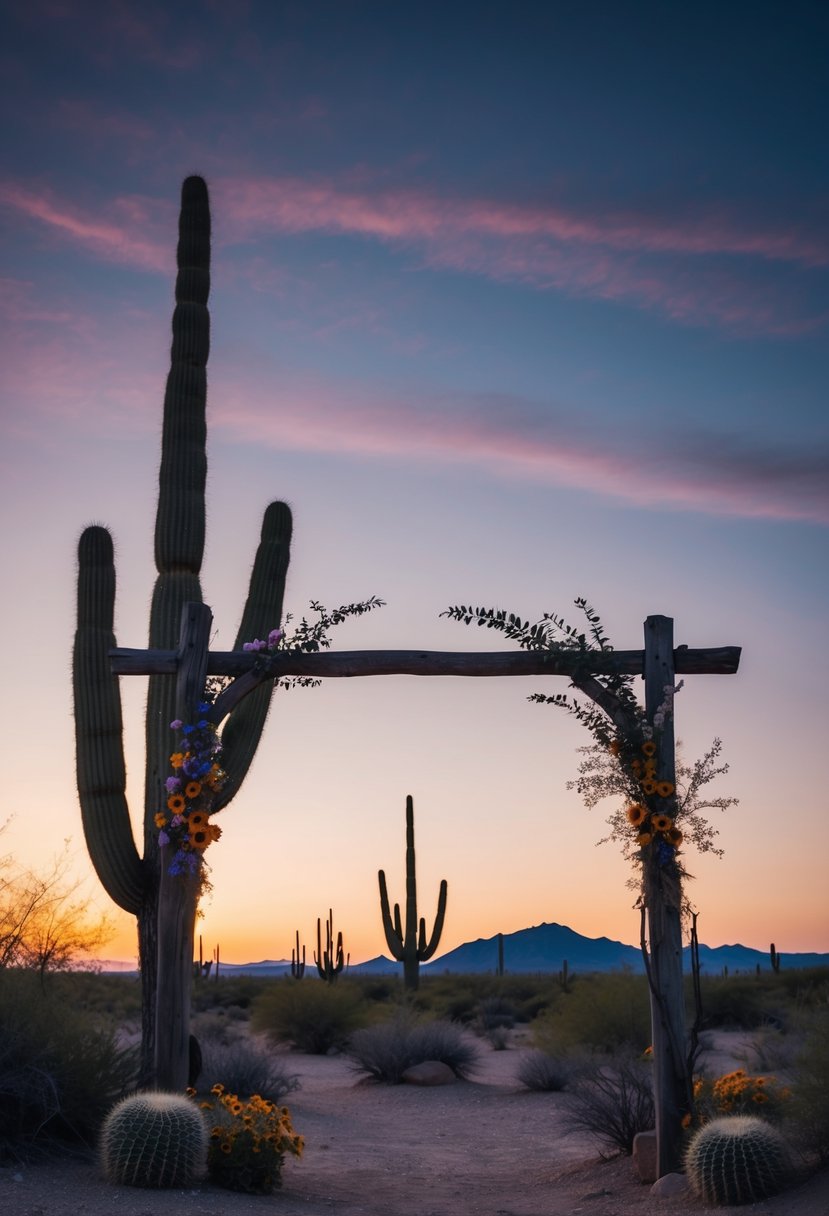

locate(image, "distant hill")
(101, 923), (829, 977)
(421, 923), (829, 977)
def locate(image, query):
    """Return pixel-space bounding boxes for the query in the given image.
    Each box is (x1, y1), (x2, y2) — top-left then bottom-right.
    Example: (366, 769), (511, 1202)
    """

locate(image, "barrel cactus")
(100, 1092), (208, 1188)
(684, 1115), (791, 1206)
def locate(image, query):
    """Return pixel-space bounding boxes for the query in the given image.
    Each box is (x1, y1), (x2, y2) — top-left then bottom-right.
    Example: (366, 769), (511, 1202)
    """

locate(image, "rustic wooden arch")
(112, 601), (739, 1176)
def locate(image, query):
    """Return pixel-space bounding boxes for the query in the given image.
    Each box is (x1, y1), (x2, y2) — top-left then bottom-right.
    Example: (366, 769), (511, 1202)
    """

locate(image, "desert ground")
(3, 1034), (828, 1216)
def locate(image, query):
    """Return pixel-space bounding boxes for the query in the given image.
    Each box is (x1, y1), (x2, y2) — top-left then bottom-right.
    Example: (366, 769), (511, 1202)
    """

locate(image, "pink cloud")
(208, 370), (829, 526)
(0, 183), (171, 273)
(215, 176), (829, 268)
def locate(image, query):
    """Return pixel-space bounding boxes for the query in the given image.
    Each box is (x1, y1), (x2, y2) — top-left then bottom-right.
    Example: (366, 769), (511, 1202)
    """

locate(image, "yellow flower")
(636, 831), (653, 847)
(211, 1084), (224, 1095)
(665, 827), (683, 846)
(189, 827), (211, 851)
(652, 813), (673, 833)
(167, 794), (185, 813)
(154, 812), (168, 829)
(185, 780), (202, 799)
(656, 781), (675, 797)
(640, 779), (657, 795)
(626, 803), (648, 827)
(220, 1142), (232, 1154)
(642, 741), (656, 757)
(631, 758), (643, 772)
(187, 810), (208, 829)
(644, 759), (657, 776)
(169, 752), (184, 769)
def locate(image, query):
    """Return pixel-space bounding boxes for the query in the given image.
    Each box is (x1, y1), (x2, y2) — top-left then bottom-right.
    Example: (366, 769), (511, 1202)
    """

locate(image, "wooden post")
(154, 602), (212, 1091)
(643, 615), (688, 1177)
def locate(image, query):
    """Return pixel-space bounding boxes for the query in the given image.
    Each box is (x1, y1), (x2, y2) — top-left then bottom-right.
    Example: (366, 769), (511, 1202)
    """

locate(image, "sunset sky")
(1, 2), (827, 968)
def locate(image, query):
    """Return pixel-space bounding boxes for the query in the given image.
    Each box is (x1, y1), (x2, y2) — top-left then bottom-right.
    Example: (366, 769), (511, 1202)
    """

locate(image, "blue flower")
(657, 842), (675, 865)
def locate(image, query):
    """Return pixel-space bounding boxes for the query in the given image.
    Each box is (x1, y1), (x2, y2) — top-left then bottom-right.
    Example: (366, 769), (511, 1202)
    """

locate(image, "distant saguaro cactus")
(291, 929), (306, 979)
(315, 908), (347, 983)
(770, 942), (781, 973)
(73, 176), (292, 1088)
(378, 795), (448, 991)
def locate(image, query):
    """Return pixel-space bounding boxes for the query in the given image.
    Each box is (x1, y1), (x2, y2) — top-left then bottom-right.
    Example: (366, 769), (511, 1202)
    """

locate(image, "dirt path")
(3, 1046), (827, 1215)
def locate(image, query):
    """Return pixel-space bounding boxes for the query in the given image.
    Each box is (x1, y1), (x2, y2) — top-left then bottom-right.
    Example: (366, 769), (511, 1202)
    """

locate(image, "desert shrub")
(565, 1057), (654, 1155)
(516, 1049), (576, 1092)
(476, 996), (516, 1031)
(346, 1012), (481, 1083)
(533, 972), (651, 1055)
(191, 976), (268, 1015)
(0, 972), (138, 1157)
(251, 978), (367, 1053)
(695, 974), (785, 1030)
(784, 1010), (829, 1162)
(196, 1029), (300, 1104)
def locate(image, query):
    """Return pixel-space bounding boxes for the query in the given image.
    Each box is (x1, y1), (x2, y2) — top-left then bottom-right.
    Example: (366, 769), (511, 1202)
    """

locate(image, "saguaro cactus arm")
(378, 871), (405, 961)
(417, 878), (448, 961)
(213, 501), (293, 810)
(73, 526), (143, 915)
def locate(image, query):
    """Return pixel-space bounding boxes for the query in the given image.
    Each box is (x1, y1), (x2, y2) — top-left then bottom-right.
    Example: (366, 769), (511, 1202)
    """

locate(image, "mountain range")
(171, 921), (828, 979)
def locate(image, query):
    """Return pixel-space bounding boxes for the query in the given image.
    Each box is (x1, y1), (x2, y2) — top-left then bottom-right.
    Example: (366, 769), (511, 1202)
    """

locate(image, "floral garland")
(156, 697), (226, 877)
(613, 681), (685, 867)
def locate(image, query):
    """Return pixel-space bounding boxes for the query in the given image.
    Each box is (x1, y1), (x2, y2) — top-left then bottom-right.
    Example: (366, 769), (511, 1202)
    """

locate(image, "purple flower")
(165, 777), (181, 793)
(171, 814), (185, 827)
(267, 628), (283, 648)
(158, 830), (170, 847)
(170, 719), (183, 730)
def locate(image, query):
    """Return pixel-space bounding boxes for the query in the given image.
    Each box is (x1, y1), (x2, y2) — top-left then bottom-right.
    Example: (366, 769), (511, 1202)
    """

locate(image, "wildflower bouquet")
(201, 1085), (304, 1194)
(156, 697), (226, 877)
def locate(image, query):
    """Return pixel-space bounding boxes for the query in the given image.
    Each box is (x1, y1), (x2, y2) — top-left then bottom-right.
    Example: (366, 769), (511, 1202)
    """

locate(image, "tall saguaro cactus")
(73, 176), (293, 1087)
(378, 795), (447, 990)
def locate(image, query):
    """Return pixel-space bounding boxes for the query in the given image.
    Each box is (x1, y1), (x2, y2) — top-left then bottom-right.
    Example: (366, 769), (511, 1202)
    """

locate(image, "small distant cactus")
(770, 942), (781, 973)
(100, 1092), (208, 1188)
(684, 1115), (791, 1206)
(291, 929), (306, 979)
(315, 908), (347, 983)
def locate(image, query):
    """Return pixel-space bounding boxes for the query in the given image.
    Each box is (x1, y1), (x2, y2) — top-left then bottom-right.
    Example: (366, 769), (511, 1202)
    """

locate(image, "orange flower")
(642, 741), (656, 757)
(681, 1112), (692, 1129)
(188, 810), (208, 829)
(169, 752), (184, 769)
(636, 831), (653, 847)
(665, 827), (683, 846)
(626, 803), (648, 827)
(154, 812), (168, 829)
(185, 780), (202, 799)
(167, 794), (185, 814)
(640, 779), (657, 795)
(652, 813), (673, 833)
(656, 780), (675, 798)
(189, 827), (211, 851)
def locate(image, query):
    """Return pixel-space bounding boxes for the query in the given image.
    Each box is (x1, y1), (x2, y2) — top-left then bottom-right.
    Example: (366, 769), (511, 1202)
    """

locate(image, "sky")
(1, 1), (827, 968)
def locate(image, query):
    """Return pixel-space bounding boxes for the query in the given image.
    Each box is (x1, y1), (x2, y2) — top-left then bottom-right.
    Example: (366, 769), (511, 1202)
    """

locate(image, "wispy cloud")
(3, 174), (825, 335)
(209, 370), (829, 525)
(0, 183), (170, 273)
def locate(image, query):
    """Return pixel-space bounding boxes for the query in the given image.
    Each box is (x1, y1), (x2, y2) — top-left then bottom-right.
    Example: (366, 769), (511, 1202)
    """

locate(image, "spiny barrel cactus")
(378, 794), (447, 990)
(73, 175), (293, 1089)
(100, 1092), (208, 1188)
(684, 1115), (791, 1206)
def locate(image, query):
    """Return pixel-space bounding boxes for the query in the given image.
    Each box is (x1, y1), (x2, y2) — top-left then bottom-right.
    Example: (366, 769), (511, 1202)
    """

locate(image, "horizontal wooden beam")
(109, 644), (740, 680)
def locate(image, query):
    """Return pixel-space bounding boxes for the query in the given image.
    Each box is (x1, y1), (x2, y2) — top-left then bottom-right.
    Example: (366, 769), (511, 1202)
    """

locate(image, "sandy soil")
(3, 1042), (827, 1216)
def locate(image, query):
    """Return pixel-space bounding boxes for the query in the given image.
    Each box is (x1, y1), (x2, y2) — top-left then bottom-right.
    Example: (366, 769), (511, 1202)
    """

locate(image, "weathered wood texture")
(110, 644), (741, 678)
(643, 615), (688, 1178)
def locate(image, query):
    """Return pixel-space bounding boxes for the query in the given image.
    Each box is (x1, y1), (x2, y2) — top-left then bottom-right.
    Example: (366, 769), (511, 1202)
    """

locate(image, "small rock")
(401, 1060), (456, 1086)
(651, 1172), (690, 1199)
(632, 1129), (658, 1183)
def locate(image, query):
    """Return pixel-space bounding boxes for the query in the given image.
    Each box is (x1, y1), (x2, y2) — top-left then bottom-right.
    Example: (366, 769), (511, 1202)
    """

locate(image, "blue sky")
(1, 1), (827, 963)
